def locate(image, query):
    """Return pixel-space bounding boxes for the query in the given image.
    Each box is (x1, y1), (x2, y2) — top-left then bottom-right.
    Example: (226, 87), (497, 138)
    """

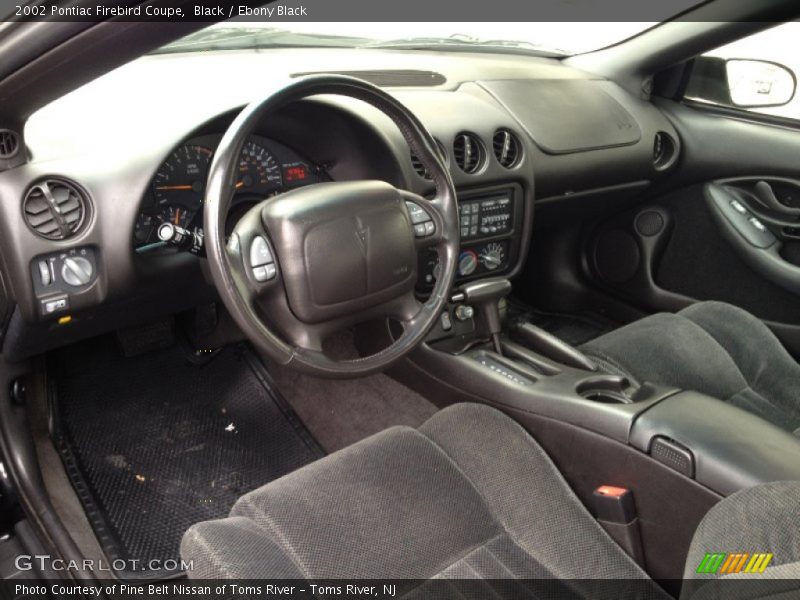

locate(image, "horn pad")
(261, 181), (417, 323)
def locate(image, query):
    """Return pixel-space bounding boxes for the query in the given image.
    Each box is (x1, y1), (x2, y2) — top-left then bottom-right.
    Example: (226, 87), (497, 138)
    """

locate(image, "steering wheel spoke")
(387, 290), (426, 327)
(226, 203), (283, 298)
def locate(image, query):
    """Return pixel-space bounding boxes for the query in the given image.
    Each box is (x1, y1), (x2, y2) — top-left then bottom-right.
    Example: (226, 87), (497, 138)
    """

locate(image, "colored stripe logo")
(696, 552), (773, 574)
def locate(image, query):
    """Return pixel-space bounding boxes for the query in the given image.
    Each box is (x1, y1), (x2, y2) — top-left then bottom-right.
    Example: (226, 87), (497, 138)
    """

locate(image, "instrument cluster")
(134, 134), (324, 251)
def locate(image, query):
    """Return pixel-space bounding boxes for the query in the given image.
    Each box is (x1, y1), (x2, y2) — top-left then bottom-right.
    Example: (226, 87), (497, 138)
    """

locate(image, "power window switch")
(41, 294), (69, 316)
(730, 199), (748, 214)
(748, 217), (768, 232)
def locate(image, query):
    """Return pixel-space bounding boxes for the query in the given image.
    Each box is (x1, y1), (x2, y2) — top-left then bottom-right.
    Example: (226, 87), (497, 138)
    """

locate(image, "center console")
(370, 275), (800, 499)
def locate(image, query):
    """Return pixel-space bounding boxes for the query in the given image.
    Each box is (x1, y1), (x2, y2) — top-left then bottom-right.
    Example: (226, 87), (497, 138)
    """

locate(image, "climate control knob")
(480, 242), (505, 271)
(458, 250), (478, 277)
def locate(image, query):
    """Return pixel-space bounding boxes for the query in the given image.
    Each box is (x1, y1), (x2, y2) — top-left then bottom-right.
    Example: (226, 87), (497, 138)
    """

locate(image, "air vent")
(410, 140), (447, 180)
(653, 131), (678, 172)
(23, 179), (88, 240)
(493, 129), (521, 169)
(453, 133), (484, 174)
(0, 130), (19, 159)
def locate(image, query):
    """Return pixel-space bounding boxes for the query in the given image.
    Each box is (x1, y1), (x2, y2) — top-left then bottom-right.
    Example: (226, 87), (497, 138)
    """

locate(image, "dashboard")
(0, 47), (681, 359)
(135, 134), (324, 251)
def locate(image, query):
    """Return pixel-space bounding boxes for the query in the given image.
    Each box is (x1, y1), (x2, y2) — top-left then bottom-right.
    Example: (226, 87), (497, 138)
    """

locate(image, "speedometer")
(235, 140), (282, 197)
(152, 144), (213, 227)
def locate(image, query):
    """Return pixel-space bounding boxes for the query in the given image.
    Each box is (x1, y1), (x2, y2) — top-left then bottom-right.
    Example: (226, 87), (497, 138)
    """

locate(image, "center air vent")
(23, 179), (88, 240)
(453, 133), (484, 174)
(410, 139), (447, 180)
(0, 130), (20, 159)
(493, 129), (521, 169)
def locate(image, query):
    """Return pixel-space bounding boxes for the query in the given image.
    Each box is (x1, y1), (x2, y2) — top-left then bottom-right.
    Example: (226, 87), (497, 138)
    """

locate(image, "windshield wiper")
(151, 27), (372, 54)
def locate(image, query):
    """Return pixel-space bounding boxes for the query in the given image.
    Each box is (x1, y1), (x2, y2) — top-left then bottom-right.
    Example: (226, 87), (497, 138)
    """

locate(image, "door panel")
(584, 101), (800, 355)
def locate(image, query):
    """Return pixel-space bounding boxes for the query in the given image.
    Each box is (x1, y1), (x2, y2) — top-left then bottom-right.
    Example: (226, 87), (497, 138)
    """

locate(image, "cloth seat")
(181, 403), (665, 598)
(581, 301), (800, 435)
(181, 403), (800, 599)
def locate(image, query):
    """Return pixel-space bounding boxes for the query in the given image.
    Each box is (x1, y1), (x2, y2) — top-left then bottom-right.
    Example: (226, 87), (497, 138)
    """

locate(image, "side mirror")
(686, 56), (797, 109)
(726, 59), (796, 107)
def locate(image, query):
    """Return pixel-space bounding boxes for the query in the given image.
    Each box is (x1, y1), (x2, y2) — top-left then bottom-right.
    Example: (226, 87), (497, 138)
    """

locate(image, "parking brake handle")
(509, 321), (598, 372)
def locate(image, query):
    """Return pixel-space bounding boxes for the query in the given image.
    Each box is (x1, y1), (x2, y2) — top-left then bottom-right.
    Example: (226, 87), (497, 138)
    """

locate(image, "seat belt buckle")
(593, 485), (645, 566)
(593, 485), (637, 523)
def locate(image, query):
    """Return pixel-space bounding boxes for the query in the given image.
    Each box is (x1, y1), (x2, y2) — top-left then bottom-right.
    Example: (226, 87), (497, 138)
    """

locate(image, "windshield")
(153, 22), (663, 57)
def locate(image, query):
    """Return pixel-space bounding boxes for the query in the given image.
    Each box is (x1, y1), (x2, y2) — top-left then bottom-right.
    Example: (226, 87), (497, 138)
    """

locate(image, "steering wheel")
(204, 75), (459, 378)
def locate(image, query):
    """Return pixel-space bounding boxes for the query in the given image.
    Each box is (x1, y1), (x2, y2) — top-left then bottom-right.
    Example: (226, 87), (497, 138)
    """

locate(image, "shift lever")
(457, 278), (512, 355)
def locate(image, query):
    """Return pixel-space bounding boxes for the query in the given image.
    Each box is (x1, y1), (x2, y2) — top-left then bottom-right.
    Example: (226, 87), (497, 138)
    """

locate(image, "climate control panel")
(419, 240), (510, 287)
(417, 184), (522, 292)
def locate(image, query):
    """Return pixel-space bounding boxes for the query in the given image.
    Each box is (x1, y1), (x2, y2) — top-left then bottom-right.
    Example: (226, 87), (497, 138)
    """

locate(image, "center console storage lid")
(630, 391), (800, 496)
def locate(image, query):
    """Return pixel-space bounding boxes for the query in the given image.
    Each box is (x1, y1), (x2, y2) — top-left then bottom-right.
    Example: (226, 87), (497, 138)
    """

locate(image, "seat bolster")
(181, 516), (305, 579)
(419, 404), (653, 582)
(680, 301), (800, 429)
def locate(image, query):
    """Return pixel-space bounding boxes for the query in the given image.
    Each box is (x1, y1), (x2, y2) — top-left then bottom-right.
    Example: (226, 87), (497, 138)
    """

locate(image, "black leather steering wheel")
(204, 75), (459, 378)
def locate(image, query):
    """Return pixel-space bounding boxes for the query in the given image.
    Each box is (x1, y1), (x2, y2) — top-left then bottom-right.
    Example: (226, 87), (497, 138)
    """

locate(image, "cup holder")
(576, 375), (632, 404)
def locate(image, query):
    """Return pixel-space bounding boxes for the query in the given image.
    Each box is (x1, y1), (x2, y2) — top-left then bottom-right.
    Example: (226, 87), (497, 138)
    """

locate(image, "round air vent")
(453, 133), (484, 174)
(410, 139), (447, 180)
(492, 129), (521, 169)
(0, 129), (20, 159)
(653, 131), (678, 172)
(23, 179), (89, 240)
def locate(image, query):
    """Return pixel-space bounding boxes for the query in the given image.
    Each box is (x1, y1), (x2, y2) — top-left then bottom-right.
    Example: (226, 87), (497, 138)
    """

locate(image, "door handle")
(754, 180), (800, 216)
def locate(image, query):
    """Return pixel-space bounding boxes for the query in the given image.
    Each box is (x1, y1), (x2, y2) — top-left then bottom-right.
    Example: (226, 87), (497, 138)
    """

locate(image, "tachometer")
(152, 144), (213, 226)
(235, 140), (282, 196)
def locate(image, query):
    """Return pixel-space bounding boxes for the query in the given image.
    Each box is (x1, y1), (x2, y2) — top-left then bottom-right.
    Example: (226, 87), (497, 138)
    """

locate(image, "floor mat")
(270, 329), (439, 453)
(49, 338), (323, 579)
(507, 300), (620, 347)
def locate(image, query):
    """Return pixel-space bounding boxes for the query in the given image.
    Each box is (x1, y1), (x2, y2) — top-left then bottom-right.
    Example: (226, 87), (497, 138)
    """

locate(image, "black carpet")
(50, 339), (323, 579)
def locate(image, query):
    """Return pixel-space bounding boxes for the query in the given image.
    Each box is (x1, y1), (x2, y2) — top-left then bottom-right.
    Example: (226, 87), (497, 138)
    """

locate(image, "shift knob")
(458, 277), (512, 354)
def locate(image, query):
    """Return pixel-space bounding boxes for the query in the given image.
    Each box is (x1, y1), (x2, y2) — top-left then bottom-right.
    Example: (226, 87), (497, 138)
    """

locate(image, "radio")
(457, 192), (514, 240)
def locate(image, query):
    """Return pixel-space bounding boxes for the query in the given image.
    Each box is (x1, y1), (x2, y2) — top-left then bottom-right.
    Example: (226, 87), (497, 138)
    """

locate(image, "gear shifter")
(457, 278), (512, 355)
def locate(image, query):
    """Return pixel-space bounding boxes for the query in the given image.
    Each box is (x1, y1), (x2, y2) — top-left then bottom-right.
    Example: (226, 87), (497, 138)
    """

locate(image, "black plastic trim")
(630, 391), (800, 496)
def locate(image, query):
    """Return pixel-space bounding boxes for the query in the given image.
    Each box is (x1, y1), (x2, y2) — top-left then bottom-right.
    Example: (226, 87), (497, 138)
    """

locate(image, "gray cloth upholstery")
(182, 403), (668, 598)
(681, 481), (800, 600)
(581, 301), (800, 434)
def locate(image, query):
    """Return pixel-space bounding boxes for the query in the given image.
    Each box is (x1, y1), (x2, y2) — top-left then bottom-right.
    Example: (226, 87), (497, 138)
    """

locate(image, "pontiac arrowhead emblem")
(354, 225), (369, 256)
